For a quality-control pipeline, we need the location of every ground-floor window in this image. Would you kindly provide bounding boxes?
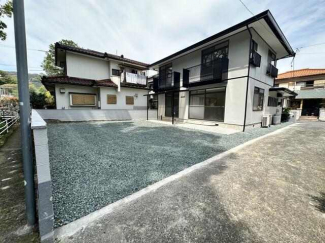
[107,94,117,104]
[253,87,264,111]
[126,96,134,105]
[189,87,226,121]
[70,93,96,107]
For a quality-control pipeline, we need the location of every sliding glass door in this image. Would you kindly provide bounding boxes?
[189,87,226,122]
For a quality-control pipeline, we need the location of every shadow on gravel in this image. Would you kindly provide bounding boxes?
[310,193,325,213]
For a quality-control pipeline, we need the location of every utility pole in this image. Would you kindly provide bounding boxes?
[13,0,36,225]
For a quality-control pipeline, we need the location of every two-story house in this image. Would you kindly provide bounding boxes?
[275,69,325,117]
[42,43,150,110]
[150,10,295,130]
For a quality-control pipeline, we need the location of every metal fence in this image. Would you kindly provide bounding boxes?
[0,115,19,135]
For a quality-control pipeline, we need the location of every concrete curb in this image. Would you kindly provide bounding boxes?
[54,123,297,240]
[31,110,54,243]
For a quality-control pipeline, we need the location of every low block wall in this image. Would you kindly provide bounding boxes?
[36,109,158,122]
[31,110,54,243]
[289,109,302,121]
[320,108,325,121]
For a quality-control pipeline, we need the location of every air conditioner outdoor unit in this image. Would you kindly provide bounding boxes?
[262,115,272,128]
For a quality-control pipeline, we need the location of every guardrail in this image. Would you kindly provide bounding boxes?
[0,115,19,135]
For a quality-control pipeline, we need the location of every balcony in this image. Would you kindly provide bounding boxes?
[121,72,147,86]
[153,72,180,92]
[267,64,278,78]
[183,58,229,87]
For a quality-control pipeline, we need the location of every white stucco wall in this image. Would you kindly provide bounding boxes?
[66,52,110,80]
[224,77,247,125]
[249,28,276,87]
[55,84,99,110]
[100,87,148,110]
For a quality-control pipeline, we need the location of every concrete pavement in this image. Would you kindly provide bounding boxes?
[61,122,325,243]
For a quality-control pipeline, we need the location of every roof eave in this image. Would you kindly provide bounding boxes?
[149,10,295,67]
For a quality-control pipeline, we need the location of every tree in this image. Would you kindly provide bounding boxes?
[0,70,17,85]
[41,39,79,76]
[0,0,13,41]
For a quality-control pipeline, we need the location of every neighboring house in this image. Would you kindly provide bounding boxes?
[42,43,150,110]
[150,10,295,130]
[275,69,325,117]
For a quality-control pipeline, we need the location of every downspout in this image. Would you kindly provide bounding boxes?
[243,25,252,132]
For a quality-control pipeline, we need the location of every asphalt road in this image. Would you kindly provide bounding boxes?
[61,121,325,243]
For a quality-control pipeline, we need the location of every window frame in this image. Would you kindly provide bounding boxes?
[252,87,265,111]
[125,96,134,105]
[268,96,278,107]
[112,69,120,76]
[69,93,97,107]
[252,40,258,52]
[107,94,117,104]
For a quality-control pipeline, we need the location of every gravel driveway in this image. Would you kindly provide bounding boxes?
[60,121,325,243]
[48,120,292,227]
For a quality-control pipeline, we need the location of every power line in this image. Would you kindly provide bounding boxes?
[0,63,42,69]
[237,0,293,53]
[239,0,254,15]
[298,42,325,49]
[0,44,47,53]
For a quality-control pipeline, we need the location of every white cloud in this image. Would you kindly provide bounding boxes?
[0,0,324,74]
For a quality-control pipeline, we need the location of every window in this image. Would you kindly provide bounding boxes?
[126,96,134,105]
[70,93,96,106]
[159,63,172,88]
[268,50,276,66]
[189,88,226,121]
[131,70,138,74]
[268,96,277,107]
[107,94,117,104]
[252,40,258,52]
[253,87,264,111]
[112,69,120,76]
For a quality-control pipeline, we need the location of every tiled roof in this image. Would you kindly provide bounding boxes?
[41,76,117,88]
[56,43,149,68]
[295,89,325,99]
[276,69,325,80]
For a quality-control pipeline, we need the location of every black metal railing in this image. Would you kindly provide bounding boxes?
[183,58,229,87]
[267,64,278,78]
[153,71,180,92]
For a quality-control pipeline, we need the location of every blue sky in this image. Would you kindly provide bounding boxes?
[0,0,325,74]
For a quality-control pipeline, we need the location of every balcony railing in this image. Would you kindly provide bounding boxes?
[153,72,180,92]
[183,58,229,87]
[121,72,147,86]
[267,64,278,78]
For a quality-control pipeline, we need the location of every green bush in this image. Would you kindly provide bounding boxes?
[281,107,291,122]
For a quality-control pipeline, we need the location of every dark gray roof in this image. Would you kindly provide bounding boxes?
[56,43,149,68]
[295,89,325,99]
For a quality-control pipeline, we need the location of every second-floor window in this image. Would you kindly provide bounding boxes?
[268,50,276,67]
[252,40,258,52]
[112,69,120,76]
[159,63,172,88]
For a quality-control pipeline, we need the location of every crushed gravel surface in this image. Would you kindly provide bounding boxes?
[48,120,292,227]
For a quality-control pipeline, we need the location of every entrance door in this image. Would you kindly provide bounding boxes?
[165,92,179,117]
